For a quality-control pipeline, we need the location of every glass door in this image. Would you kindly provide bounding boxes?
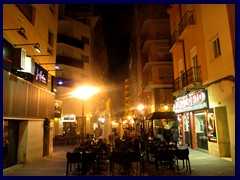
[183,113,191,146]
[194,113,208,150]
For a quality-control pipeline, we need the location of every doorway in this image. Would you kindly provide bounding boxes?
[3,120,19,169]
[214,106,231,157]
[194,112,208,150]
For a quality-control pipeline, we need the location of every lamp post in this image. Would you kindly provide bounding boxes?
[72,85,100,142]
[137,104,144,135]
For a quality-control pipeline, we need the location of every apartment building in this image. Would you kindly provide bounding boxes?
[128,4,174,136]
[3,4,58,168]
[168,4,235,161]
[54,5,109,140]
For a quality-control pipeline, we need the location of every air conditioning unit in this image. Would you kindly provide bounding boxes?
[12,48,26,70]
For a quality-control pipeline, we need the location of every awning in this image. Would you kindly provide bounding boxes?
[146,112,177,120]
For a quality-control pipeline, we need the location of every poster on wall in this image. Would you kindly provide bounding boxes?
[207,112,217,142]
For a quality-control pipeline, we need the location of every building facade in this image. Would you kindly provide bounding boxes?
[168,4,235,161]
[128,5,175,135]
[3,4,59,168]
[54,5,109,141]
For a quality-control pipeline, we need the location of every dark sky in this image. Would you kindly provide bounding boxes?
[97,5,134,83]
[97,5,134,117]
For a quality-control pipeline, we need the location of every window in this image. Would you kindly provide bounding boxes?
[15,4,35,24]
[212,37,221,59]
[159,68,174,79]
[48,30,54,47]
[47,48,53,56]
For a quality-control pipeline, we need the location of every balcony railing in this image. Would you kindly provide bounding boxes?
[142,33,170,43]
[186,66,202,84]
[170,30,182,49]
[178,11,196,35]
[173,66,202,92]
[173,77,181,92]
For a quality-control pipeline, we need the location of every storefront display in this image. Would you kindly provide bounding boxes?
[207,112,217,142]
[173,90,209,150]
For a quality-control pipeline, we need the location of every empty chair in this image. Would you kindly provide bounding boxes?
[66,152,81,176]
[175,147,191,173]
[125,151,144,176]
[109,151,125,175]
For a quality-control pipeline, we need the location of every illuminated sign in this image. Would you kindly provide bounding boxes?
[33,63,48,87]
[62,114,76,122]
[173,90,209,113]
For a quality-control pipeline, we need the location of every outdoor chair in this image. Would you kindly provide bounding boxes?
[66,152,82,176]
[175,147,191,174]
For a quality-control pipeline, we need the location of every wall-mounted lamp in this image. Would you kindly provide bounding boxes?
[14,43,42,53]
[39,62,60,70]
[3,27,28,40]
[32,54,50,57]
[48,69,64,72]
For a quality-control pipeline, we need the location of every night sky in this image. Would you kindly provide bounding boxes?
[97,4,134,117]
[97,4,134,83]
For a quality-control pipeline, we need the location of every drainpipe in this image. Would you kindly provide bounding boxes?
[179,4,188,85]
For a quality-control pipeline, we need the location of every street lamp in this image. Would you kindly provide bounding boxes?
[137,104,144,135]
[164,104,169,124]
[72,85,100,142]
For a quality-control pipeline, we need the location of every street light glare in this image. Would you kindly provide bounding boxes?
[72,85,100,100]
[137,104,144,111]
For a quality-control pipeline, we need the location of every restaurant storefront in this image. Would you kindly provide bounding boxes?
[173,90,210,151]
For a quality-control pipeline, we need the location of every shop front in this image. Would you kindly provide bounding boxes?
[145,112,178,137]
[173,90,210,151]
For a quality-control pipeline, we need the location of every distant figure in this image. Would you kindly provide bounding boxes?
[163,128,172,144]
[94,127,102,139]
[171,125,179,145]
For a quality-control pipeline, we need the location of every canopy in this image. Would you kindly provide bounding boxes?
[146,111,177,120]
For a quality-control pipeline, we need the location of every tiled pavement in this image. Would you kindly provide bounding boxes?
[3,145,236,176]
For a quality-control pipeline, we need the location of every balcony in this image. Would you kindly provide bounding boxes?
[178,11,196,39]
[56,55,84,69]
[173,66,202,96]
[143,77,173,92]
[143,61,173,72]
[169,30,182,52]
[185,66,202,87]
[141,33,170,53]
[57,34,84,50]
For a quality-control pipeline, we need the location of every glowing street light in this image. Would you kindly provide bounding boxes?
[164,104,169,124]
[72,85,100,100]
[137,104,144,111]
[137,104,145,135]
[72,85,100,142]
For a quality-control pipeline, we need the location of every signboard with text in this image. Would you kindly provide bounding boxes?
[33,63,48,88]
[173,90,209,113]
